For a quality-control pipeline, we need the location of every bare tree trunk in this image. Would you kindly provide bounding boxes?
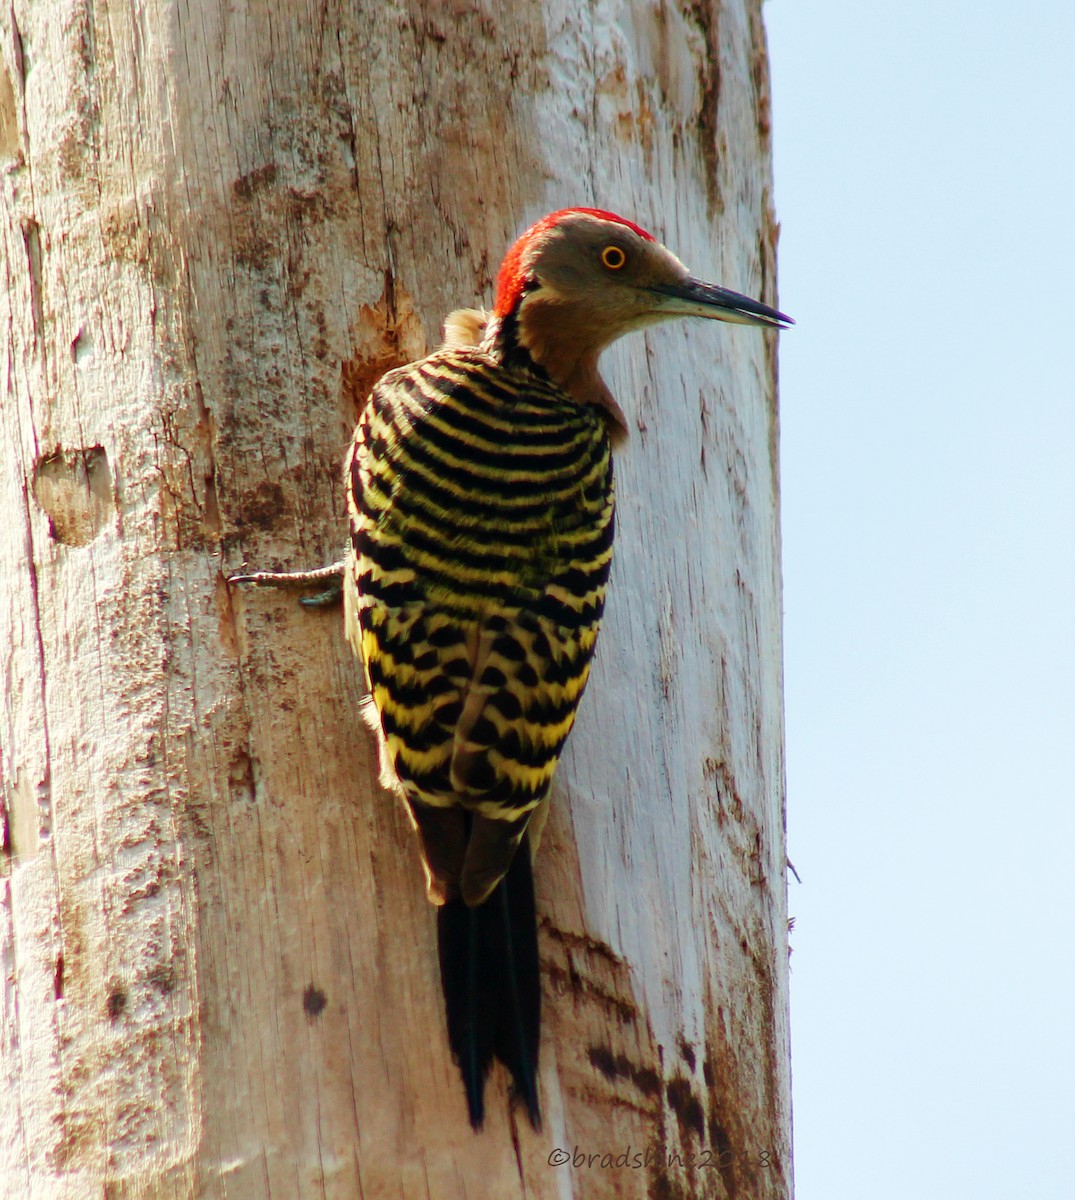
[0,2,790,1197]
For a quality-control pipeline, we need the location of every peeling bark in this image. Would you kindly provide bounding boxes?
[0,1,790,1197]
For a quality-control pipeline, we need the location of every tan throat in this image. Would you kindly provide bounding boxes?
[513,298,629,441]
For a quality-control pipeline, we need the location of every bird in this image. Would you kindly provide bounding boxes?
[232,207,791,1130]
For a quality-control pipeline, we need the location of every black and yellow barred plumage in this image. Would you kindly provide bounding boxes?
[345,347,614,897]
[344,343,614,1126]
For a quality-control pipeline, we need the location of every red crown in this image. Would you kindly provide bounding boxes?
[494,208,656,318]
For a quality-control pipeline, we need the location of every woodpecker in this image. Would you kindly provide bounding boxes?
[232,208,790,1130]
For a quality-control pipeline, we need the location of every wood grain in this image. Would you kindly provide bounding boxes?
[0,1,790,1196]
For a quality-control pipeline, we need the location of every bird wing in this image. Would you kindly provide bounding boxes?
[345,348,613,903]
[355,598,598,905]
[447,608,600,903]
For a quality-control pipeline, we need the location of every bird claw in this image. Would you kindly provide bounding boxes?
[299,582,344,608]
[228,559,346,607]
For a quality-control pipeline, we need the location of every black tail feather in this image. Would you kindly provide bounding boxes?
[437,841,541,1129]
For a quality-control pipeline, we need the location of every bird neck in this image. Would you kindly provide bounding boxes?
[484,302,628,441]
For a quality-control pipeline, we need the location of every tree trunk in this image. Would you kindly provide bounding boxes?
[0,2,790,1197]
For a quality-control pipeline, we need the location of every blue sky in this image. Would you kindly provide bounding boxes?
[766,3,1075,1197]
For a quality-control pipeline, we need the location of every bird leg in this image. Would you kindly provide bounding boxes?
[228,559,346,607]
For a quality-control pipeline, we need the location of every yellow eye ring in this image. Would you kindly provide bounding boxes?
[601,245,627,270]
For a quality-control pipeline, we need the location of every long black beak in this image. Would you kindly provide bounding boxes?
[650,278,793,330]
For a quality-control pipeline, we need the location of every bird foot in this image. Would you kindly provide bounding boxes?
[228,560,346,607]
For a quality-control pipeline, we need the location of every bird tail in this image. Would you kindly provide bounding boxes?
[436,838,541,1130]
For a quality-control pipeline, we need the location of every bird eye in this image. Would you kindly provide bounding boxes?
[601,245,627,270]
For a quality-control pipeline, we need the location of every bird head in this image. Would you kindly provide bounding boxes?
[487,207,791,433]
